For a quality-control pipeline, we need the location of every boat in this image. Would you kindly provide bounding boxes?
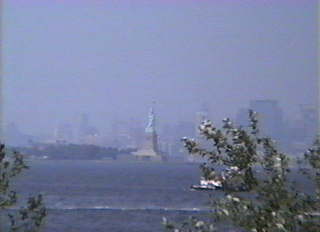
[190,178,223,191]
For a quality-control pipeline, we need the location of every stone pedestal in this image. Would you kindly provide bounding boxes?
[134,131,163,161]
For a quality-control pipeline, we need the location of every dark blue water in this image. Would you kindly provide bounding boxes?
[12,160,213,232]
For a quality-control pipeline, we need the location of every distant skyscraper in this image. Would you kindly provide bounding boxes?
[54,123,74,144]
[249,100,284,141]
[195,111,208,138]
[299,105,317,142]
[195,103,210,137]
[79,113,89,136]
[235,108,250,127]
[77,114,100,144]
[109,118,141,149]
[189,105,210,163]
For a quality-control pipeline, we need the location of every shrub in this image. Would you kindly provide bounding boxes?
[0,144,46,232]
[164,110,320,232]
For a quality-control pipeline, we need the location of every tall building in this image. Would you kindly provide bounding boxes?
[195,111,207,137]
[235,108,250,127]
[110,118,142,149]
[160,121,195,159]
[249,100,284,141]
[77,114,100,145]
[195,104,210,138]
[189,105,210,163]
[54,123,74,144]
[79,113,89,138]
[299,105,317,143]
[194,103,212,145]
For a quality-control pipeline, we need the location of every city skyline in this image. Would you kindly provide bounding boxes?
[2,0,317,136]
[4,98,318,153]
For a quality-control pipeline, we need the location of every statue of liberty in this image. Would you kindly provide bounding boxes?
[133,102,162,160]
[145,107,155,133]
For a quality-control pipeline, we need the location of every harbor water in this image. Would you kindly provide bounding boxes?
[12,160,213,232]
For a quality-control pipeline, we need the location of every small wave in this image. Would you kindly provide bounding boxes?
[48,206,212,213]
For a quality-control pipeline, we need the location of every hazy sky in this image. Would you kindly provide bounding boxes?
[3,0,317,135]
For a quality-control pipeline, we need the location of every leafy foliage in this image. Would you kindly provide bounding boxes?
[164,111,320,232]
[0,144,46,232]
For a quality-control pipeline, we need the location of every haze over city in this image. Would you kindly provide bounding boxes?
[3,0,317,137]
[1,1,319,232]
